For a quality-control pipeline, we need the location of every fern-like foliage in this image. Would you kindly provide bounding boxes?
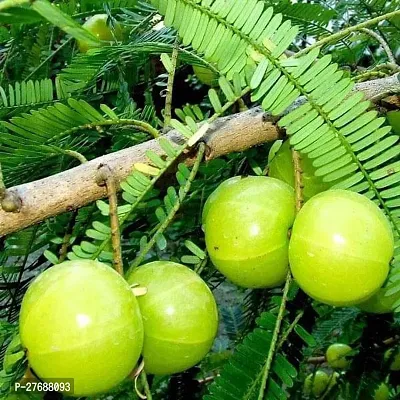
[59,27,207,90]
[0,99,155,185]
[0,78,68,118]
[65,136,188,263]
[204,310,297,400]
[152,0,400,310]
[266,0,336,37]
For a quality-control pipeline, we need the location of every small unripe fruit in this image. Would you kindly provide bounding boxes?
[19,260,144,397]
[204,176,295,288]
[127,261,218,375]
[326,343,352,369]
[374,383,390,400]
[289,190,393,306]
[384,348,400,371]
[269,141,330,200]
[193,65,219,87]
[358,286,400,314]
[303,371,329,397]
[78,14,123,53]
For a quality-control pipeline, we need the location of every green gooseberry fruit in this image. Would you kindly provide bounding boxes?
[384,348,400,371]
[127,261,218,375]
[269,140,330,200]
[78,14,123,53]
[202,176,242,227]
[358,286,400,314]
[374,383,390,400]
[289,189,393,306]
[303,371,329,397]
[204,176,295,288]
[193,65,219,87]
[19,260,144,397]
[326,343,352,369]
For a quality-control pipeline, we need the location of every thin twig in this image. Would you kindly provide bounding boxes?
[164,39,180,130]
[292,150,304,211]
[295,10,400,57]
[97,166,123,275]
[257,148,304,400]
[126,143,206,275]
[24,37,74,82]
[360,28,397,65]
[58,149,88,164]
[277,311,304,351]
[58,210,78,263]
[139,370,153,400]
[307,356,326,364]
[257,272,292,400]
[0,163,5,201]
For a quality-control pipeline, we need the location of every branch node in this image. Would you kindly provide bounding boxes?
[1,191,22,213]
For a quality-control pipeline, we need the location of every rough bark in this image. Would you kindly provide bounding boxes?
[0,73,399,237]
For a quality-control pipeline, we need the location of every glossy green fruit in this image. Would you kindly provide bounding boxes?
[78,14,123,53]
[193,65,219,86]
[269,141,330,200]
[303,371,329,397]
[202,176,242,226]
[326,343,352,369]
[127,261,218,375]
[204,176,295,288]
[384,348,400,370]
[19,260,144,397]
[358,286,400,314]
[289,190,393,306]
[374,383,390,400]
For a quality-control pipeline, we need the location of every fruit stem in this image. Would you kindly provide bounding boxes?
[140,370,153,400]
[164,39,180,130]
[58,210,78,263]
[97,165,124,275]
[257,148,304,399]
[292,149,304,212]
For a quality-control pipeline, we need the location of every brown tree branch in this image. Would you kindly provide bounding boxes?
[0,74,399,237]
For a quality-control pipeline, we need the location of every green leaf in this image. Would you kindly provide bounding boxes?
[184,240,206,259]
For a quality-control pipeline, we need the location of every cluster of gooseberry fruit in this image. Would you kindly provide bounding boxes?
[303,343,396,399]
[19,260,218,397]
[203,171,395,308]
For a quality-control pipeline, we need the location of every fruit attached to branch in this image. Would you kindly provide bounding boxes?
[289,190,393,306]
[78,14,123,53]
[127,261,218,375]
[19,260,144,397]
[204,176,295,288]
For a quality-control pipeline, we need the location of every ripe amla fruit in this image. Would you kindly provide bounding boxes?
[358,285,400,314]
[203,176,295,288]
[78,14,123,53]
[19,260,144,397]
[127,261,218,375]
[326,343,352,369]
[289,190,393,306]
[303,371,330,397]
[269,140,330,200]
